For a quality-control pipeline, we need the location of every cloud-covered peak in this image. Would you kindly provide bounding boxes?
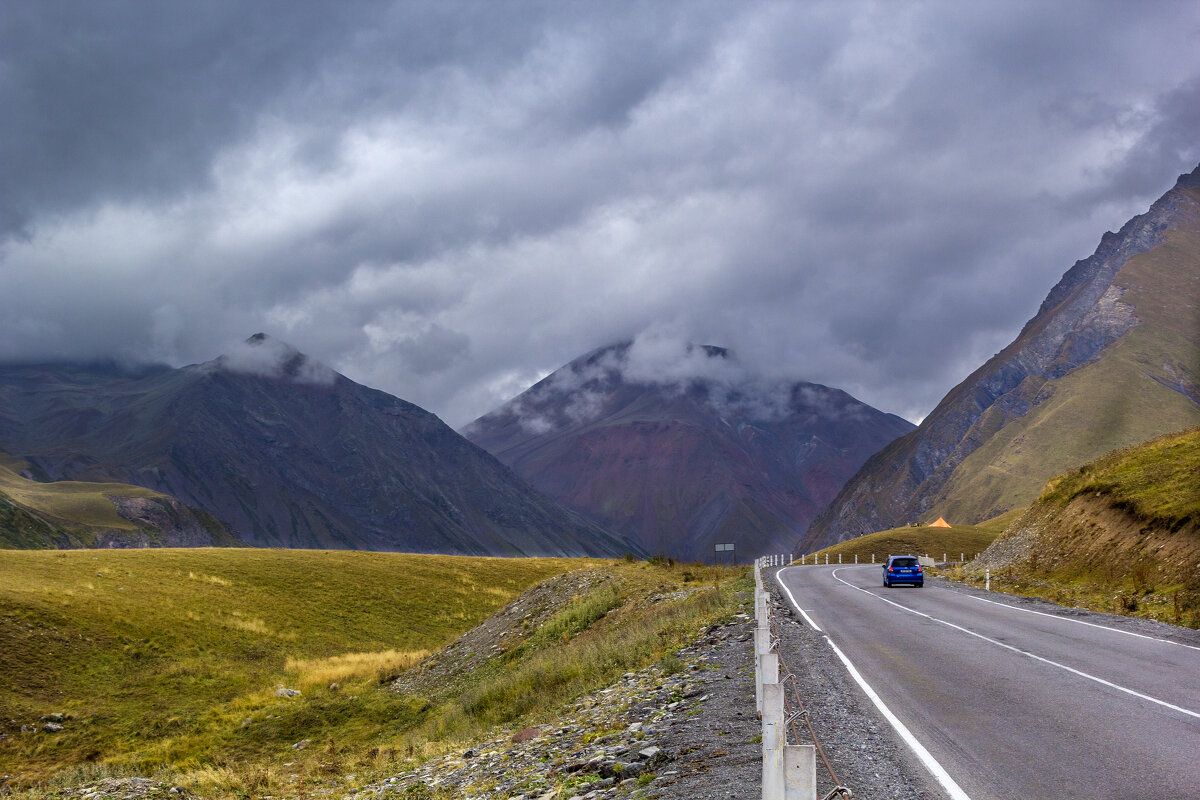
[212,333,336,385]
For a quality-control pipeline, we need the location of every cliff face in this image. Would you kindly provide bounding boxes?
[464,343,913,562]
[803,165,1200,550]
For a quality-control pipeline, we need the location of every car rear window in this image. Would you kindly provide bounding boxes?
[892,557,918,568]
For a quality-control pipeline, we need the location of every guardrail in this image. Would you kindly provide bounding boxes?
[786,553,977,566]
[754,558,852,799]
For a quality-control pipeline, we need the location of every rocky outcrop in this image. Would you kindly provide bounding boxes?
[107,495,239,547]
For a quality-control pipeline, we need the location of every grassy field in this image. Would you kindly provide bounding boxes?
[799,522,1005,566]
[1036,425,1199,527]
[0,549,746,796]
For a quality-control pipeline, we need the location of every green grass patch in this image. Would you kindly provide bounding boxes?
[414,562,746,745]
[950,426,1200,627]
[0,456,163,531]
[1038,426,1200,528]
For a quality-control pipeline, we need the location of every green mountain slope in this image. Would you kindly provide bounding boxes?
[933,224,1200,521]
[0,452,238,548]
[804,164,1200,548]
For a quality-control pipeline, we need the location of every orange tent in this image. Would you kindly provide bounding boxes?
[929,517,951,528]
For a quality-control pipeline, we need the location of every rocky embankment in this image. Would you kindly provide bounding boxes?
[365,614,760,800]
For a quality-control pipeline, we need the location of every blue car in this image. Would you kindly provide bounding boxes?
[883,555,924,587]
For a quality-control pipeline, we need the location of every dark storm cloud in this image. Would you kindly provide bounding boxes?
[1,1,1198,426]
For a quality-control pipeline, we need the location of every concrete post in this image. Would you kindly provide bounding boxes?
[824,554,828,565]
[838,554,842,564]
[762,682,784,798]
[784,745,817,799]
[756,651,778,715]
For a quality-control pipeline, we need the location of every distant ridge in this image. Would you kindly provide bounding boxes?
[804,163,1200,550]
[464,341,913,562]
[0,335,637,556]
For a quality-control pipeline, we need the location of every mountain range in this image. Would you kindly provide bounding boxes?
[0,334,635,557]
[803,163,1200,550]
[463,343,914,562]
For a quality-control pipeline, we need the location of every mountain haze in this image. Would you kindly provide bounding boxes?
[464,342,914,561]
[804,164,1200,550]
[0,335,634,557]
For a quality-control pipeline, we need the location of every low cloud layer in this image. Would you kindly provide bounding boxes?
[495,329,877,434]
[2,2,1198,426]
[214,334,337,386]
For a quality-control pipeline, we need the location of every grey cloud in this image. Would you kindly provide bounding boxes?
[215,334,336,385]
[0,1,1197,430]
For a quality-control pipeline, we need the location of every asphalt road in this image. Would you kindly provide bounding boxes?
[775,565,1200,800]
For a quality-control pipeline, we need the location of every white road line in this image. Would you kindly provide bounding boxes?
[774,567,822,631]
[823,636,973,800]
[830,569,1200,721]
[775,567,972,800]
[964,592,1200,652]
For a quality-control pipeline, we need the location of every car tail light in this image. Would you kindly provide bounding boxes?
[887,566,894,572]
[916,565,923,573]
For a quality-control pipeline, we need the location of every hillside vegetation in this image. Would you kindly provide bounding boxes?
[955,427,1200,626]
[801,521,1006,565]
[0,549,744,797]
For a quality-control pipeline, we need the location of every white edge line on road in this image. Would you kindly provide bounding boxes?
[774,567,822,631]
[830,568,1200,721]
[775,568,973,800]
[964,592,1200,652]
[824,636,973,800]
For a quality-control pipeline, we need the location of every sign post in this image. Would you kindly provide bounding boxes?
[715,542,736,565]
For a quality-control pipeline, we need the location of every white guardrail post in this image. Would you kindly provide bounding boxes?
[754,558,817,800]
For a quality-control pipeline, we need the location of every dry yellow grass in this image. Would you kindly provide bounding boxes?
[285,649,431,688]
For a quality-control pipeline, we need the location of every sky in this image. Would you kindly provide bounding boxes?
[2,1,1198,427]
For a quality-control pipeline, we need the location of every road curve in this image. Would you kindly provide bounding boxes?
[775,564,1200,800]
